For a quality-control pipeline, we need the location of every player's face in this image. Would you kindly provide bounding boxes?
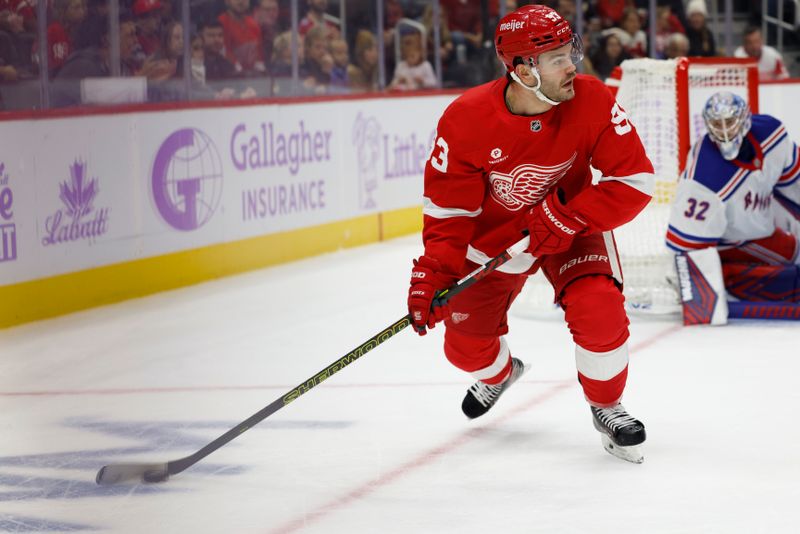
[202,27,225,53]
[743,31,762,58]
[535,43,579,102]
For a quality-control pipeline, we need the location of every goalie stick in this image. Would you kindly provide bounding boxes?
[95,233,532,485]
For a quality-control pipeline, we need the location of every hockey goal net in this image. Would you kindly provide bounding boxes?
[513,57,759,319]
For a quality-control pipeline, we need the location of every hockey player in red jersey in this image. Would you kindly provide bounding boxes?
[407,4,655,463]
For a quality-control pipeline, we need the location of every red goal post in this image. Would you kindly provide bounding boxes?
[513,57,760,319]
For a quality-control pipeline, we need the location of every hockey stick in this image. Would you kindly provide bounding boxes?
[95,233,531,485]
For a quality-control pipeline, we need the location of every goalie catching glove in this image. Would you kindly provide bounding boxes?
[525,189,588,256]
[408,256,456,336]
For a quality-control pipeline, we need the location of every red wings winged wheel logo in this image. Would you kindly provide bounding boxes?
[488,152,577,211]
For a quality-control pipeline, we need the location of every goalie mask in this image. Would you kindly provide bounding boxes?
[495,4,583,106]
[702,92,752,160]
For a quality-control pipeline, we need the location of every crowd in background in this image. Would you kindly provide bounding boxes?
[0,0,797,109]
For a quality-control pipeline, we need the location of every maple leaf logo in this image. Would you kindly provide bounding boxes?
[59,160,98,218]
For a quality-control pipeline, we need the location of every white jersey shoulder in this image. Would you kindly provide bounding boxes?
[667,115,793,251]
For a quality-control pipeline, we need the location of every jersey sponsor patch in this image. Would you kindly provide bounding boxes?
[489,147,508,165]
[488,153,577,211]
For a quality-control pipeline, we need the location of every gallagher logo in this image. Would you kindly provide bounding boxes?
[151,128,223,231]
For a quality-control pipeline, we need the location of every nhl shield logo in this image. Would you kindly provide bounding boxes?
[530,120,542,132]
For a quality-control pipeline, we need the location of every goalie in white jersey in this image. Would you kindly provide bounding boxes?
[666,91,800,302]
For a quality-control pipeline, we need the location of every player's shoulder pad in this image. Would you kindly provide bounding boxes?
[575,73,613,95]
[687,136,739,194]
[564,75,615,122]
[749,114,787,148]
[436,80,498,147]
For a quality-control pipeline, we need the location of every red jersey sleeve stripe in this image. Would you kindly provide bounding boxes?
[422,197,483,219]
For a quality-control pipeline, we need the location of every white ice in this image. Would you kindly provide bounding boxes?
[1,234,798,533]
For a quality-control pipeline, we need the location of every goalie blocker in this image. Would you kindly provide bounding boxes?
[674,248,800,324]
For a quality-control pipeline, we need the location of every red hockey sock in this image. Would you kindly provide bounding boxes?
[444,329,512,385]
[561,275,630,406]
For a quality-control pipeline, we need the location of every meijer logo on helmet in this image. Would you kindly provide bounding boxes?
[499,20,525,32]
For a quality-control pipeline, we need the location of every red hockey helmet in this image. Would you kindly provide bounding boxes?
[495,5,576,73]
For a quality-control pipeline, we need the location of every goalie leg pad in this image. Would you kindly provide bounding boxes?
[722,262,800,302]
[718,228,799,265]
[675,248,728,325]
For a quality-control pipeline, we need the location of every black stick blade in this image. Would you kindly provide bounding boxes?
[96,462,170,485]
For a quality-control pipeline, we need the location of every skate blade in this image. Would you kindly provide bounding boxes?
[600,434,644,464]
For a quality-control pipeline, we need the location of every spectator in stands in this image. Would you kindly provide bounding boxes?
[189,32,206,85]
[348,29,378,92]
[158,0,175,26]
[388,30,437,91]
[298,0,340,39]
[45,0,87,75]
[0,0,35,33]
[664,31,689,59]
[302,26,331,93]
[382,0,404,77]
[133,0,163,57]
[614,7,647,58]
[269,30,305,78]
[253,0,280,71]
[87,0,109,17]
[218,0,266,75]
[195,24,256,100]
[52,14,138,106]
[144,20,183,100]
[734,26,789,81]
[653,5,684,59]
[0,0,34,74]
[0,30,18,82]
[328,37,350,90]
[590,32,629,81]
[685,0,716,57]
[555,0,577,26]
[421,3,453,67]
[595,0,627,28]
[578,32,599,78]
[440,0,483,64]
[200,18,237,80]
[148,20,183,81]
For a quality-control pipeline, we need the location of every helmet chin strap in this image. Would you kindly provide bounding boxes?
[510,66,561,107]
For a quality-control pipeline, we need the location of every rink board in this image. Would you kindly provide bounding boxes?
[2,81,799,328]
[0,206,420,326]
[0,94,455,327]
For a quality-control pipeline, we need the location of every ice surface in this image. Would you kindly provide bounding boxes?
[1,235,798,533]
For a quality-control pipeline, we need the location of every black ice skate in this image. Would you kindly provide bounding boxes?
[591,404,646,464]
[462,357,529,419]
